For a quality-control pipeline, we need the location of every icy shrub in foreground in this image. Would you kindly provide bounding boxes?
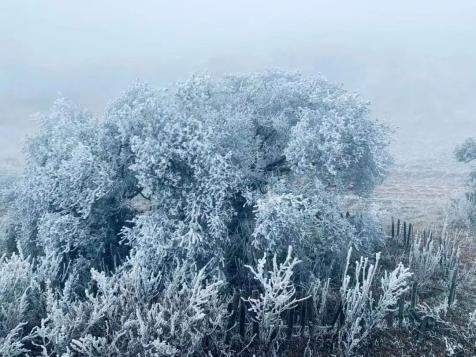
[245,246,305,344]
[338,248,411,355]
[34,254,228,356]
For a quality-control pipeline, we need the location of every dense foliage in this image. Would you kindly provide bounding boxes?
[0,70,436,356]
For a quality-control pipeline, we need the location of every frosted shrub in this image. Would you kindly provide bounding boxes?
[34,254,228,356]
[252,186,355,262]
[245,246,306,344]
[409,235,442,289]
[309,276,331,326]
[338,248,411,356]
[455,137,476,229]
[455,138,476,163]
[0,253,38,356]
[350,204,386,255]
[469,310,476,336]
[2,98,136,291]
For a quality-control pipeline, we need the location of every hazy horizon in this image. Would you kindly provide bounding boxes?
[2,0,476,163]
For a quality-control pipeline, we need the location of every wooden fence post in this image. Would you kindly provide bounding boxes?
[403,221,407,247]
[300,294,307,336]
[307,297,315,337]
[398,295,405,327]
[391,217,395,238]
[410,282,418,308]
[448,267,458,307]
[287,306,294,339]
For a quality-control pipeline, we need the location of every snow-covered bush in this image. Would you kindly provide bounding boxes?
[245,246,305,345]
[350,205,386,255]
[338,248,411,356]
[35,254,229,356]
[409,235,442,290]
[455,137,476,229]
[0,252,39,356]
[469,309,476,336]
[308,277,331,326]
[455,138,476,163]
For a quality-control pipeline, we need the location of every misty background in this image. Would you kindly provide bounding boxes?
[1,0,476,168]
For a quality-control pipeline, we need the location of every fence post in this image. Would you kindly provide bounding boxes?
[398,295,404,327]
[300,294,307,336]
[251,290,260,340]
[391,217,395,238]
[403,221,407,247]
[410,282,418,308]
[386,310,394,328]
[448,266,458,307]
[287,306,294,339]
[307,297,315,337]
[397,219,401,237]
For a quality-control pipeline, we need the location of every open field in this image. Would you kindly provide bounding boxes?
[348,151,474,227]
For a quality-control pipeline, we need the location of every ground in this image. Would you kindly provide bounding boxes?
[348,150,474,228]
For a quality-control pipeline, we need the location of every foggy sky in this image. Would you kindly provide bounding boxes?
[1,0,476,163]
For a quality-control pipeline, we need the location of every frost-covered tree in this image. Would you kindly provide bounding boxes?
[0,70,393,355]
[3,71,390,278]
[121,71,390,282]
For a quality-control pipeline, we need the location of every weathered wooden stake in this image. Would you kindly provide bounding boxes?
[403,221,407,247]
[410,282,418,308]
[307,297,315,337]
[300,296,307,336]
[386,310,394,328]
[448,267,458,307]
[287,306,295,339]
[398,296,404,327]
[391,217,395,238]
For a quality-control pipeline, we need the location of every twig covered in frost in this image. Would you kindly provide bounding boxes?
[245,246,308,344]
[338,247,411,356]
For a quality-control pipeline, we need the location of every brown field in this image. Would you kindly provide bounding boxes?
[348,153,474,228]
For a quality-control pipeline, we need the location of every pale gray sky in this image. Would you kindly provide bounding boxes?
[1,0,476,162]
